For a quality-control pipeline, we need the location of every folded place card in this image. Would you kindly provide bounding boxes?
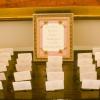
[18,53,32,61]
[79,64,96,73]
[0,48,13,55]
[48,56,62,64]
[13,81,32,91]
[0,81,3,90]
[0,73,6,81]
[77,58,93,67]
[80,71,97,81]
[97,60,100,67]
[78,53,92,59]
[0,57,9,66]
[81,79,100,90]
[0,63,7,72]
[93,47,100,55]
[14,71,31,82]
[46,80,64,91]
[94,52,100,61]
[46,62,62,68]
[15,64,32,72]
[47,72,64,81]
[0,52,11,60]
[46,67,63,72]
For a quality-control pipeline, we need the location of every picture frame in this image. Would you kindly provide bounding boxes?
[33,13,73,61]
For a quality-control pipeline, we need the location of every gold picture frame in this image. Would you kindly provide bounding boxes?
[33,13,73,61]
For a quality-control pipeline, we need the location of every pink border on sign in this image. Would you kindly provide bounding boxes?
[36,16,71,59]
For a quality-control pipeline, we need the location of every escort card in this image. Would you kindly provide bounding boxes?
[81,80,100,90]
[0,73,6,81]
[0,81,3,90]
[47,72,64,81]
[77,58,93,67]
[80,71,97,81]
[14,71,31,82]
[79,64,96,73]
[48,56,62,64]
[13,81,32,91]
[78,53,92,59]
[93,47,100,55]
[46,80,64,91]
[0,48,13,55]
[0,52,11,60]
[94,52,100,61]
[15,64,32,72]
[18,53,32,61]
[46,67,63,72]
[0,63,7,72]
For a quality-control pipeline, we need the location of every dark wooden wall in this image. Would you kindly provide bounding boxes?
[0,0,100,8]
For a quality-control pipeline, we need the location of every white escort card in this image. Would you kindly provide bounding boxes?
[79,64,96,73]
[47,72,64,81]
[80,71,97,81]
[15,64,32,72]
[93,47,100,55]
[0,63,7,72]
[94,52,100,61]
[18,53,32,60]
[77,58,93,67]
[0,57,9,66]
[81,80,100,90]
[13,81,32,91]
[0,73,6,80]
[0,52,11,60]
[0,48,13,55]
[78,53,92,59]
[46,80,64,91]
[46,66,63,72]
[0,81,3,90]
[48,56,62,64]
[14,71,31,82]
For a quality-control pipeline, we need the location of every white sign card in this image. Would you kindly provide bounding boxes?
[13,81,32,91]
[46,80,64,91]
[47,72,64,81]
[0,48,13,55]
[14,71,31,82]
[42,23,64,51]
[82,80,100,90]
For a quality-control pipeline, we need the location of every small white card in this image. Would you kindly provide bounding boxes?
[93,47,100,55]
[13,81,32,91]
[0,57,9,66]
[15,64,32,72]
[46,80,64,91]
[0,63,7,72]
[94,52,100,61]
[14,71,31,82]
[0,48,13,55]
[82,80,100,90]
[18,53,32,61]
[46,62,62,68]
[0,73,6,80]
[78,53,92,59]
[77,58,93,67]
[0,81,3,90]
[79,64,96,73]
[47,72,64,81]
[46,67,63,72]
[80,71,97,81]
[48,56,62,64]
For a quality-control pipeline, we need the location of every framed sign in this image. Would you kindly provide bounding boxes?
[33,13,73,61]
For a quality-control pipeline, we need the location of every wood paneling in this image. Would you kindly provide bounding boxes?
[0,0,100,8]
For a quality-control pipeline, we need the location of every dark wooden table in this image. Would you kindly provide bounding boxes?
[0,51,99,100]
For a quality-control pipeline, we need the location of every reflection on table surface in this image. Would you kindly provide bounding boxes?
[0,51,100,100]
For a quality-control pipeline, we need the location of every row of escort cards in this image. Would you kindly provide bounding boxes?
[77,48,100,90]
